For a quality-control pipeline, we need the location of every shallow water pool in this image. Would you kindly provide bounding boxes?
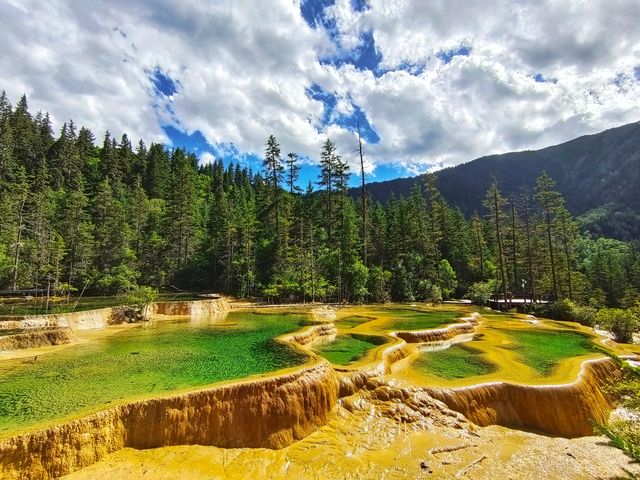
[411,344,498,379]
[497,328,596,375]
[312,334,386,365]
[0,312,308,436]
[371,308,461,332]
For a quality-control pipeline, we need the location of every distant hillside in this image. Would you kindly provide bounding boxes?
[362,122,640,240]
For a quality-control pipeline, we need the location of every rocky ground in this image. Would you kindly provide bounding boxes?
[64,381,639,480]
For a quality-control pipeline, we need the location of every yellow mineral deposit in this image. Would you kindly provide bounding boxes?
[63,379,639,480]
[0,360,339,479]
[0,327,74,351]
[152,297,230,316]
[426,358,620,437]
[0,301,635,479]
[281,322,338,346]
[394,322,476,343]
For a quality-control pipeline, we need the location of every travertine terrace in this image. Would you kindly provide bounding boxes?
[0,300,634,479]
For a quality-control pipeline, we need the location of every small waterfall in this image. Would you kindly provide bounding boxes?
[426,357,621,437]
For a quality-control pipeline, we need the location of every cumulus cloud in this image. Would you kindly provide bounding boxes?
[1,0,639,178]
[199,151,215,165]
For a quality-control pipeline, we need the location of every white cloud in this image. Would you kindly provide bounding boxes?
[1,0,639,177]
[199,151,215,165]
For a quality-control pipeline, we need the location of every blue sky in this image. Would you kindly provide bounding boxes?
[152,1,408,186]
[2,0,639,188]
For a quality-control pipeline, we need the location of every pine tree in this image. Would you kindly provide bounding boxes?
[484,179,509,304]
[534,171,563,300]
[285,152,300,194]
[145,143,171,199]
[29,159,56,292]
[10,95,37,172]
[117,133,134,185]
[8,166,30,290]
[166,149,199,269]
[0,121,16,190]
[130,176,150,259]
[318,138,338,243]
[263,135,284,231]
[58,176,94,290]
[556,206,578,300]
[521,191,537,302]
[100,132,119,185]
[49,122,82,189]
[471,213,485,279]
[509,197,520,293]
[0,91,12,126]
[93,178,134,292]
[424,174,444,269]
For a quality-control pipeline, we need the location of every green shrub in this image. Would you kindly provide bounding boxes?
[547,298,578,321]
[596,308,640,343]
[437,259,457,300]
[594,421,640,462]
[596,367,640,462]
[515,300,595,326]
[417,281,442,302]
[124,285,159,320]
[466,280,498,306]
[346,260,369,303]
[94,265,139,294]
[367,266,391,303]
[572,305,597,326]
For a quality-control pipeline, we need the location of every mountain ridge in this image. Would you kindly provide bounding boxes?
[361,121,640,240]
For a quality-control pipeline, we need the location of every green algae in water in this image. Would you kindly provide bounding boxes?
[379,309,460,332]
[412,344,498,379]
[335,316,376,329]
[0,312,308,436]
[499,329,596,376]
[313,335,384,365]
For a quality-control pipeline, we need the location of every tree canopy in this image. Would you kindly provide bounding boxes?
[0,92,638,307]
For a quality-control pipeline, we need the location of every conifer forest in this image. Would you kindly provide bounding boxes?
[1,92,639,310]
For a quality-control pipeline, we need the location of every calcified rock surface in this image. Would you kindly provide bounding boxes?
[310,305,337,321]
[426,357,620,437]
[337,341,412,397]
[394,320,476,343]
[283,323,338,346]
[0,298,231,333]
[0,307,119,331]
[0,327,73,350]
[152,298,230,317]
[0,303,631,479]
[0,361,338,480]
[64,379,640,480]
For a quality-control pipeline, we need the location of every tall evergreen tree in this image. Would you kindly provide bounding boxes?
[285,152,300,194]
[318,138,338,243]
[145,143,171,199]
[263,135,284,231]
[534,171,563,300]
[166,149,199,269]
[484,179,509,304]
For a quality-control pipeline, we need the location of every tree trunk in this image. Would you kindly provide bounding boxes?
[510,200,518,295]
[544,204,558,300]
[11,198,26,291]
[492,186,509,306]
[474,219,484,279]
[523,195,536,303]
[564,239,573,301]
[358,124,367,266]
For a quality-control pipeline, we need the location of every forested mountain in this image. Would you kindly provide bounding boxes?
[363,122,640,240]
[1,91,639,309]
